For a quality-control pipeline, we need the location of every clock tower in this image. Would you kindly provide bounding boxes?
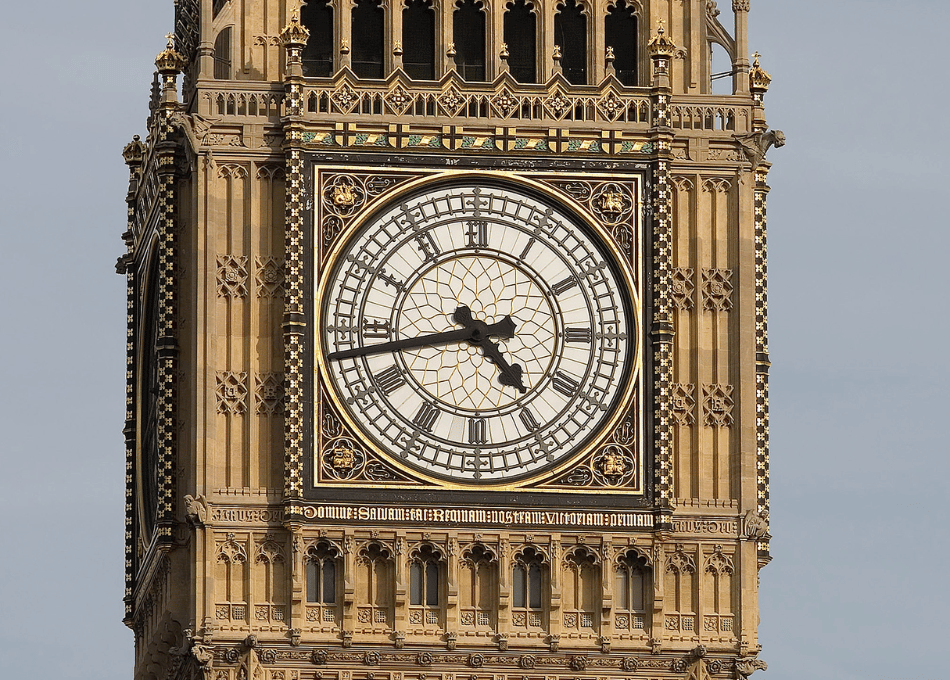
[119,1,781,679]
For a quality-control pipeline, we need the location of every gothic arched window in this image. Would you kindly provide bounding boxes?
[504,0,537,84]
[213,27,232,79]
[555,0,587,84]
[615,549,650,632]
[512,547,546,628]
[352,0,385,79]
[665,548,697,633]
[409,544,443,627]
[605,0,638,86]
[403,0,436,80]
[357,543,394,629]
[453,0,486,81]
[563,547,598,629]
[301,0,334,77]
[460,544,496,628]
[306,541,339,605]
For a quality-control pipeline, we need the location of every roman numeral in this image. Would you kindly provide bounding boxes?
[361,318,391,339]
[552,371,581,397]
[412,402,439,432]
[519,238,536,260]
[376,268,404,291]
[564,327,592,343]
[465,220,488,248]
[374,365,406,395]
[414,231,440,261]
[519,407,539,432]
[551,276,578,295]
[469,417,488,444]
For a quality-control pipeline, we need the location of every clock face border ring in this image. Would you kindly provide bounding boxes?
[313,171,641,488]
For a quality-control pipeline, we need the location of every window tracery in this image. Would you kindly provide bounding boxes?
[605,0,637,86]
[460,544,496,629]
[356,542,394,630]
[615,548,650,632]
[409,543,443,627]
[504,0,537,83]
[403,0,436,80]
[453,0,487,81]
[352,0,385,78]
[512,546,546,629]
[562,546,598,630]
[302,0,334,77]
[555,0,587,85]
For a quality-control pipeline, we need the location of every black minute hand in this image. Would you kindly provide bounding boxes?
[327,310,516,361]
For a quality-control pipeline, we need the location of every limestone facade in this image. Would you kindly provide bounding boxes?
[119,1,780,679]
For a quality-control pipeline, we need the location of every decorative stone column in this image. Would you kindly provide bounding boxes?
[648,22,676,521]
[732,0,751,93]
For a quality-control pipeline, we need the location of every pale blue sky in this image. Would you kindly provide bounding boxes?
[1,1,947,678]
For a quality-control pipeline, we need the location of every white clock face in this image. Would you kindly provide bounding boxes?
[317,182,637,483]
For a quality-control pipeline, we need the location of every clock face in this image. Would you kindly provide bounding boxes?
[317,181,637,484]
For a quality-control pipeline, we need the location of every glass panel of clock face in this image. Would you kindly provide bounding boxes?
[319,183,636,483]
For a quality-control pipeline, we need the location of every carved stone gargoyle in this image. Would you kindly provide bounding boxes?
[736,658,768,677]
[743,509,770,540]
[735,129,786,169]
[184,494,208,525]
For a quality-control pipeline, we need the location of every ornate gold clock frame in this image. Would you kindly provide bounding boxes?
[310,167,644,498]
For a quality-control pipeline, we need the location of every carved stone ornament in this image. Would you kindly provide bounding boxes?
[702,384,735,427]
[184,494,208,524]
[671,383,696,426]
[735,129,785,168]
[590,182,634,225]
[702,268,733,311]
[705,547,734,575]
[743,509,770,540]
[215,371,249,415]
[217,533,248,563]
[592,445,636,487]
[255,256,285,297]
[736,659,768,677]
[672,267,695,310]
[216,255,249,298]
[255,373,284,415]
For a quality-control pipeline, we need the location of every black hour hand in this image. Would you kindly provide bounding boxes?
[480,341,527,393]
[453,306,526,393]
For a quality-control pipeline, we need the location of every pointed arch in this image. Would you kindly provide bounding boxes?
[562,546,598,629]
[460,543,496,629]
[403,0,436,80]
[555,0,587,85]
[213,27,232,79]
[352,0,385,78]
[614,548,651,632]
[605,0,638,86]
[454,0,487,81]
[356,542,394,629]
[512,546,546,628]
[504,0,537,84]
[301,0,334,77]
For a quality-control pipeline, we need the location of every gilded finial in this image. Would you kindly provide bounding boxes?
[606,46,615,61]
[500,43,509,59]
[340,38,350,55]
[749,52,772,92]
[446,42,457,58]
[648,20,677,58]
[552,44,562,61]
[279,9,310,47]
[155,34,185,74]
[393,41,403,56]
